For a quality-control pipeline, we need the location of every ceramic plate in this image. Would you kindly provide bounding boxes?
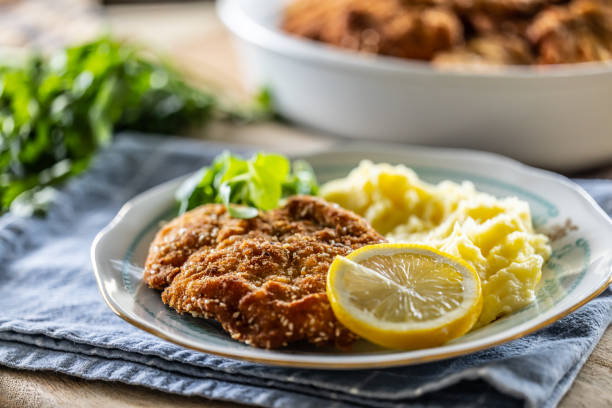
[91,146,612,369]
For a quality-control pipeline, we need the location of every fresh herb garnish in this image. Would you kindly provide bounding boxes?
[176,152,318,218]
[0,37,271,216]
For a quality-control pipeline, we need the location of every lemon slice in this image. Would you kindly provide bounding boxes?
[327,243,483,349]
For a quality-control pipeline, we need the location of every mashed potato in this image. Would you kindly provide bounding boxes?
[321,161,551,327]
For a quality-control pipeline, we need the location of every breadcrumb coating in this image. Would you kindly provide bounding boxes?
[144,196,385,349]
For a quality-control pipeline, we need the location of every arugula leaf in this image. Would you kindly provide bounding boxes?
[177,152,318,218]
[286,160,319,196]
[175,167,210,215]
[219,181,259,219]
[247,153,290,210]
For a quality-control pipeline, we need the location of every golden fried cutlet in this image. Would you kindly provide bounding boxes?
[143,196,385,349]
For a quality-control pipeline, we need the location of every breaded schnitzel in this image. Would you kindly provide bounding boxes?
[143,196,384,349]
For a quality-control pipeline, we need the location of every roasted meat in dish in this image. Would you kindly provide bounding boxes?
[528,0,612,64]
[283,0,464,60]
[448,0,562,16]
[143,196,385,349]
[283,0,612,65]
[433,34,534,66]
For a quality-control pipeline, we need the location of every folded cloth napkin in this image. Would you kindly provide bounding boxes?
[0,133,610,408]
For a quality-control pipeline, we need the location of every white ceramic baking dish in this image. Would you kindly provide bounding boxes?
[218,0,612,171]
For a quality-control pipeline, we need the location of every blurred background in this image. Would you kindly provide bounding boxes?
[0,0,338,217]
[2,0,612,194]
[0,0,246,105]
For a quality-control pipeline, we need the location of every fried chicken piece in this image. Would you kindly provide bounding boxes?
[283,0,463,60]
[433,33,534,66]
[464,10,532,36]
[405,0,562,17]
[429,3,536,67]
[527,0,612,63]
[451,0,562,16]
[144,196,385,349]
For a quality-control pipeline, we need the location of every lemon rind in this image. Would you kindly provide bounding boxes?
[327,243,483,349]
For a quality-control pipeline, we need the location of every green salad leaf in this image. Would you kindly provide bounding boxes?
[176,152,318,218]
[0,36,272,216]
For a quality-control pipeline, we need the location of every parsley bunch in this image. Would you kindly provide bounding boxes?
[0,37,269,216]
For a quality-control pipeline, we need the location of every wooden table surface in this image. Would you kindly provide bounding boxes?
[1,2,610,407]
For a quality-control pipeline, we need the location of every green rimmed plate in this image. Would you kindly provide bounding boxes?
[91,145,612,369]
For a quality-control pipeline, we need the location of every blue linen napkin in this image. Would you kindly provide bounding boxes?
[0,133,610,408]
